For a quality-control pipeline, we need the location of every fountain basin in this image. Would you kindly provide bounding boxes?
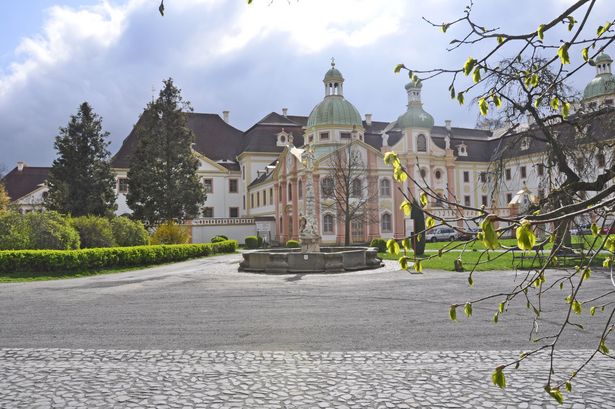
[239,247,383,274]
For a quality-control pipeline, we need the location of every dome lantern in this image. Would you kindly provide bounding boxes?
[396,79,435,129]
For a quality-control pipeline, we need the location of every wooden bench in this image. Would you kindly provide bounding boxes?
[557,242,586,265]
[512,244,546,269]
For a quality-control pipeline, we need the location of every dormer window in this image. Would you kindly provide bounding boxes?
[520,137,530,151]
[276,130,289,147]
[456,143,468,157]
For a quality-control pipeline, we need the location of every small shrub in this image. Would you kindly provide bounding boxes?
[286,240,300,248]
[214,235,228,241]
[0,211,31,250]
[26,211,80,250]
[151,221,190,245]
[72,216,115,248]
[211,235,228,243]
[245,236,259,249]
[370,238,387,253]
[111,217,149,247]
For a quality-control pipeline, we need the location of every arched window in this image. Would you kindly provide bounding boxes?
[379,179,391,197]
[351,179,362,197]
[279,185,282,201]
[288,182,292,201]
[321,177,334,197]
[323,214,335,234]
[381,213,392,233]
[298,179,303,199]
[417,134,427,152]
[288,216,293,235]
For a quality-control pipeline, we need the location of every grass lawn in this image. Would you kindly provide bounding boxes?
[379,235,608,272]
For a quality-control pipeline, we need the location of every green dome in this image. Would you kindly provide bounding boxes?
[307,96,363,128]
[397,106,434,129]
[324,67,344,82]
[595,53,613,64]
[583,73,615,99]
[405,79,422,91]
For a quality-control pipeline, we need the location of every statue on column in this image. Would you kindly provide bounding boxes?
[290,144,321,252]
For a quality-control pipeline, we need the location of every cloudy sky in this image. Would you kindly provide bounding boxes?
[1,0,614,170]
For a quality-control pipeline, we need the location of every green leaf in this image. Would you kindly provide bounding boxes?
[550,97,560,111]
[393,166,408,182]
[493,312,499,323]
[567,16,576,31]
[599,339,610,354]
[468,273,474,287]
[591,223,599,236]
[414,259,423,273]
[548,388,564,405]
[420,192,429,208]
[450,86,456,99]
[464,302,473,318]
[480,217,499,250]
[402,237,411,251]
[449,305,457,321]
[597,22,612,37]
[491,367,506,389]
[562,102,571,119]
[426,217,436,229]
[383,151,398,166]
[498,302,505,314]
[457,91,465,105]
[399,256,410,270]
[516,220,536,251]
[572,300,582,315]
[537,24,545,40]
[497,36,505,44]
[582,268,592,281]
[603,257,612,268]
[472,67,481,83]
[590,306,596,316]
[582,47,589,62]
[387,239,400,256]
[441,23,450,33]
[558,43,571,64]
[493,94,502,107]
[479,98,489,116]
[400,200,412,217]
[394,63,405,74]
[565,381,572,392]
[463,57,477,76]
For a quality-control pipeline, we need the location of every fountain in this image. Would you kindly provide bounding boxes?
[239,144,383,274]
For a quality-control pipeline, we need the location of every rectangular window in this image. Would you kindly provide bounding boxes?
[257,191,260,207]
[118,178,129,193]
[243,195,245,210]
[340,132,351,139]
[464,195,471,207]
[505,168,511,181]
[203,179,213,194]
[479,172,487,183]
[520,166,527,179]
[506,193,513,204]
[229,178,238,193]
[537,164,544,176]
[463,171,470,183]
[481,195,488,207]
[242,166,245,180]
[229,207,239,218]
[203,207,214,218]
[250,193,254,209]
[320,132,329,140]
[269,188,273,205]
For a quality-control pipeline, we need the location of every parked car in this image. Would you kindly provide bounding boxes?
[601,225,615,235]
[459,227,481,241]
[570,224,592,236]
[425,227,459,242]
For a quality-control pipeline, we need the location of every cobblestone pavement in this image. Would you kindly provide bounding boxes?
[1,348,613,408]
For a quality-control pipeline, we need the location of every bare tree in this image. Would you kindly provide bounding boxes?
[321,142,379,246]
[387,0,615,403]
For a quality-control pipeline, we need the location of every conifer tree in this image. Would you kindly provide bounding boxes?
[46,102,116,216]
[127,78,204,226]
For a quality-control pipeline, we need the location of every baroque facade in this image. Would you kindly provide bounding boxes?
[4,54,615,244]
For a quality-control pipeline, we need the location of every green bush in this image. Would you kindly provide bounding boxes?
[245,236,260,249]
[27,212,80,250]
[72,216,115,248]
[213,235,228,241]
[286,240,300,248]
[370,238,387,253]
[0,241,238,275]
[211,235,228,243]
[151,221,190,245]
[111,217,149,247]
[0,212,31,250]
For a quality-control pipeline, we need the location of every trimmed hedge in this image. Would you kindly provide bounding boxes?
[370,238,387,253]
[245,236,260,249]
[0,240,237,275]
[72,216,115,248]
[286,240,300,248]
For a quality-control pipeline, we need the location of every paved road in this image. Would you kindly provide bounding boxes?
[0,254,611,351]
[1,254,614,408]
